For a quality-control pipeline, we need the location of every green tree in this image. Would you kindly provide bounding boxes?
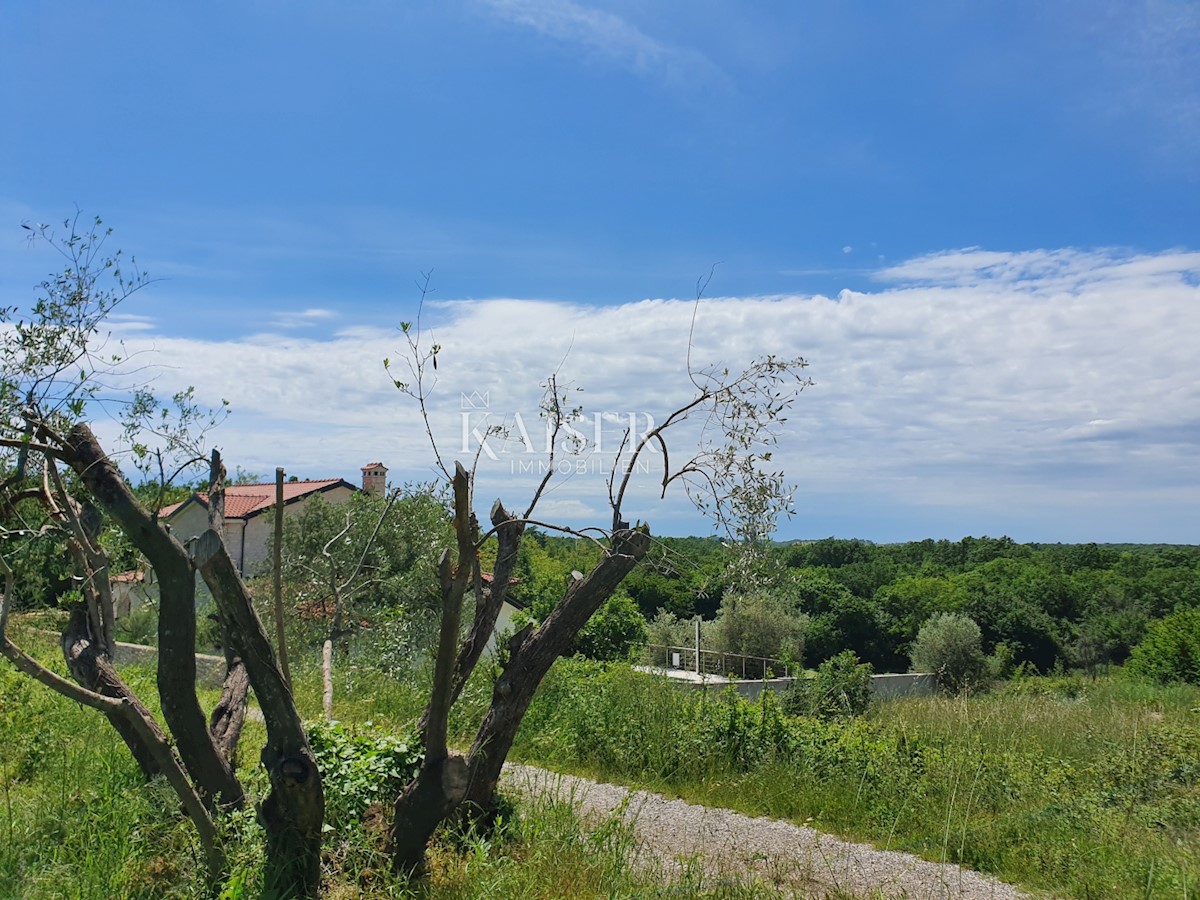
[276,488,449,622]
[711,590,807,664]
[874,574,965,661]
[910,612,987,693]
[573,590,648,661]
[953,558,1072,671]
[792,568,889,667]
[1126,606,1200,685]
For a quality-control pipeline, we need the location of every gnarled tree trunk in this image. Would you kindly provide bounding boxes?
[461,527,651,810]
[388,491,650,872]
[62,423,244,809]
[195,451,323,899]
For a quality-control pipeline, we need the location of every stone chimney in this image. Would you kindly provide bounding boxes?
[361,462,388,497]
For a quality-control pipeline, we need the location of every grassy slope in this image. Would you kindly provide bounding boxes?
[0,628,801,898]
[4,622,1197,899]
[499,659,1200,900]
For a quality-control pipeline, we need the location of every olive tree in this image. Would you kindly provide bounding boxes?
[910,612,987,693]
[382,287,813,873]
[0,216,323,896]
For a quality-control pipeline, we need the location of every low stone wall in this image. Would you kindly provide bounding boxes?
[868,672,937,699]
[112,640,227,689]
[644,667,937,701]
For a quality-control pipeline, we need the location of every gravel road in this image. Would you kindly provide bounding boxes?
[502,764,1035,899]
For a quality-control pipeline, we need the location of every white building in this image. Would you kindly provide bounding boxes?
[161,469,376,576]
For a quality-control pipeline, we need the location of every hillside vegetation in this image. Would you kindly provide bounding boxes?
[3,621,1198,898]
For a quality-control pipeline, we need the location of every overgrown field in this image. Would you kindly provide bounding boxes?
[3,622,1199,898]
[0,627,793,899]
[501,660,1200,900]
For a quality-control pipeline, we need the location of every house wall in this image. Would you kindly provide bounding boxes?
[486,600,525,654]
[166,484,355,576]
[112,576,159,618]
[167,503,212,554]
[239,485,354,576]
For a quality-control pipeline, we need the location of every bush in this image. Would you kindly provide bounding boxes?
[573,592,649,661]
[784,650,873,719]
[910,612,987,693]
[306,720,423,830]
[113,602,158,646]
[712,591,807,663]
[1126,606,1200,685]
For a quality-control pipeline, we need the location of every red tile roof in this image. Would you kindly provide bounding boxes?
[161,478,352,521]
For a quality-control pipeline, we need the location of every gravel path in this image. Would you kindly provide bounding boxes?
[502,764,1035,899]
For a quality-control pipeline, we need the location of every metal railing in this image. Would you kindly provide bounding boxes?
[642,644,792,680]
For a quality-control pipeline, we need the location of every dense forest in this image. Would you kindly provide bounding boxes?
[507,530,1200,677]
[6,477,1198,681]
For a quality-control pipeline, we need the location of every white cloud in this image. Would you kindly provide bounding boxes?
[101,246,1200,542]
[107,313,157,333]
[270,307,338,329]
[478,0,728,92]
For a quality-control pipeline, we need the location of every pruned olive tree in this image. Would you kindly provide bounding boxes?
[2,215,813,895]
[383,284,813,873]
[0,216,324,897]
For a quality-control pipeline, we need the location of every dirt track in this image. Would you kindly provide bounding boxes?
[502,764,1035,899]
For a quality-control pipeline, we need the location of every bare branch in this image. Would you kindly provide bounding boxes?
[385,271,451,481]
[425,462,475,763]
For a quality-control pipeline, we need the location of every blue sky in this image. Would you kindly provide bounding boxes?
[3,1,1199,543]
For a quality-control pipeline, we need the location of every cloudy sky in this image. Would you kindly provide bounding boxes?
[3,1,1198,543]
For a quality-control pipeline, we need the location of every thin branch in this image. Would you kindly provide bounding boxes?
[473,516,610,554]
[687,261,721,391]
[386,271,451,481]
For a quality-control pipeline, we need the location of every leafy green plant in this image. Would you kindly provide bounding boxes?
[783,649,873,718]
[572,591,649,661]
[306,720,423,830]
[1126,605,1200,684]
[112,601,158,646]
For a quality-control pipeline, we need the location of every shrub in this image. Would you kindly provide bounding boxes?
[306,720,423,830]
[784,650,873,719]
[113,602,158,646]
[1126,606,1200,685]
[910,612,987,693]
[712,591,807,663]
[573,592,649,661]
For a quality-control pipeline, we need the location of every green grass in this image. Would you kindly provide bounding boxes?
[504,659,1200,900]
[0,625,821,898]
[7,619,1198,899]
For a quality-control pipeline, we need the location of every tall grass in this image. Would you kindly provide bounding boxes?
[8,616,1196,899]
[507,659,1200,900]
[0,627,208,899]
[0,624,810,898]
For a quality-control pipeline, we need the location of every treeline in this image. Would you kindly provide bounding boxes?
[508,533,1200,675]
[8,467,1197,681]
